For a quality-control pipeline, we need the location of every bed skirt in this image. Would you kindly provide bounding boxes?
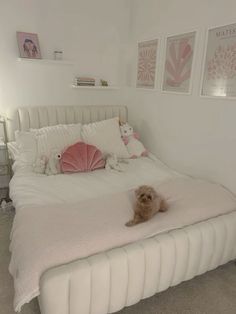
[39,210,236,314]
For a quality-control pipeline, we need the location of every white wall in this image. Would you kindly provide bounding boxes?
[1,0,236,192]
[0,0,130,115]
[127,0,236,193]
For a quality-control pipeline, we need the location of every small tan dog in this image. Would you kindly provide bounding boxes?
[126,185,168,227]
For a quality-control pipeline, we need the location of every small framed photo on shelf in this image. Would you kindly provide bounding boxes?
[201,23,236,98]
[17,32,41,59]
[136,39,158,89]
[162,31,196,94]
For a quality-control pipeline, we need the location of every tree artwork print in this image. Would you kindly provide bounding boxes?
[202,23,236,97]
[136,39,158,89]
[162,32,196,93]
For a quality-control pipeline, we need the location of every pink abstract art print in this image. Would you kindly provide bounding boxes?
[17,32,41,59]
[136,39,158,89]
[162,32,196,93]
[202,23,236,97]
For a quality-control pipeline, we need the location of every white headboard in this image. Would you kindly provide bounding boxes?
[6,105,128,141]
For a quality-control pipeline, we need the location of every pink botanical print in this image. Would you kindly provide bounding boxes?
[137,40,158,88]
[165,37,193,87]
[207,44,236,80]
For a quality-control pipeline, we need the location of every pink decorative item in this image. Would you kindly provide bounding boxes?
[60,142,105,173]
[120,123,148,158]
[17,32,41,59]
[202,23,236,97]
[136,39,158,89]
[207,44,236,80]
[165,40,192,87]
[162,32,196,93]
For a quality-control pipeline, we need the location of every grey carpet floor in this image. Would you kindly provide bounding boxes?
[1,210,236,314]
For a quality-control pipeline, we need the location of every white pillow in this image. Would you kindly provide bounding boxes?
[81,117,129,158]
[7,142,20,161]
[15,131,37,164]
[31,123,82,158]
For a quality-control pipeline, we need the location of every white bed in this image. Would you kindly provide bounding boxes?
[7,105,236,314]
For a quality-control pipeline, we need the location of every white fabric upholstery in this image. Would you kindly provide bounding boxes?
[81,118,129,158]
[6,105,127,141]
[32,123,82,159]
[39,211,236,314]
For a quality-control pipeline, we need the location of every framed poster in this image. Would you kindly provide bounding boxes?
[136,39,158,89]
[162,31,196,94]
[17,32,41,59]
[201,23,236,98]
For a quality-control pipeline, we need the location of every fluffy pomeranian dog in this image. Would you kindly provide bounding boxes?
[126,185,168,227]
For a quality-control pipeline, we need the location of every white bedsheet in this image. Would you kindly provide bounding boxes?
[10,156,179,210]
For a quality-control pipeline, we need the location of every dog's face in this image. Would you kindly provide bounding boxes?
[135,185,157,205]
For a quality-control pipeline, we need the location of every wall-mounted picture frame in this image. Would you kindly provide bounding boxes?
[201,23,236,98]
[17,32,41,59]
[162,31,196,94]
[136,39,158,89]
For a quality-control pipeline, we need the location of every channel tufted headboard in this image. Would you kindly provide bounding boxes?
[6,105,128,141]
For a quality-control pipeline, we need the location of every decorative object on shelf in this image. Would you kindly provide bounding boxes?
[136,39,158,89]
[162,31,196,94]
[17,32,41,59]
[74,77,95,86]
[71,85,119,90]
[201,23,236,98]
[100,79,108,86]
[54,50,63,60]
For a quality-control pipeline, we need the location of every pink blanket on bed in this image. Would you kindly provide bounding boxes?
[9,178,236,312]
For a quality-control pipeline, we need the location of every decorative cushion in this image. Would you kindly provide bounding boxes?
[7,142,20,161]
[15,131,37,165]
[60,142,105,173]
[81,117,129,158]
[31,123,82,159]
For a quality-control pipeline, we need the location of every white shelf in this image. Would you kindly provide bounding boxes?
[17,58,73,65]
[71,85,120,90]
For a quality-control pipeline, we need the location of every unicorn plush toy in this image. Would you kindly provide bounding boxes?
[120,123,148,158]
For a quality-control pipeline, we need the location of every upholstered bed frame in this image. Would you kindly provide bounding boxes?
[7,105,236,314]
[6,105,128,141]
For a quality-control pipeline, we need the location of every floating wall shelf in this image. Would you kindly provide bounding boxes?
[17,58,73,65]
[71,85,120,90]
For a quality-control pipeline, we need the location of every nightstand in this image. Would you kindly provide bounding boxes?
[0,142,10,201]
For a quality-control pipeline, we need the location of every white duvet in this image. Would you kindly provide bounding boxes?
[10,156,178,209]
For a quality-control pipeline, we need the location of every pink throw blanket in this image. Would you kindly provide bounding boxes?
[9,178,236,312]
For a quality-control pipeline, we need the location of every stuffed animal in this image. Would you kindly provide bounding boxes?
[105,154,124,172]
[45,151,62,176]
[120,123,148,158]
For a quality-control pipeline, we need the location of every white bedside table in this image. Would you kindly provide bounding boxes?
[0,142,11,201]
